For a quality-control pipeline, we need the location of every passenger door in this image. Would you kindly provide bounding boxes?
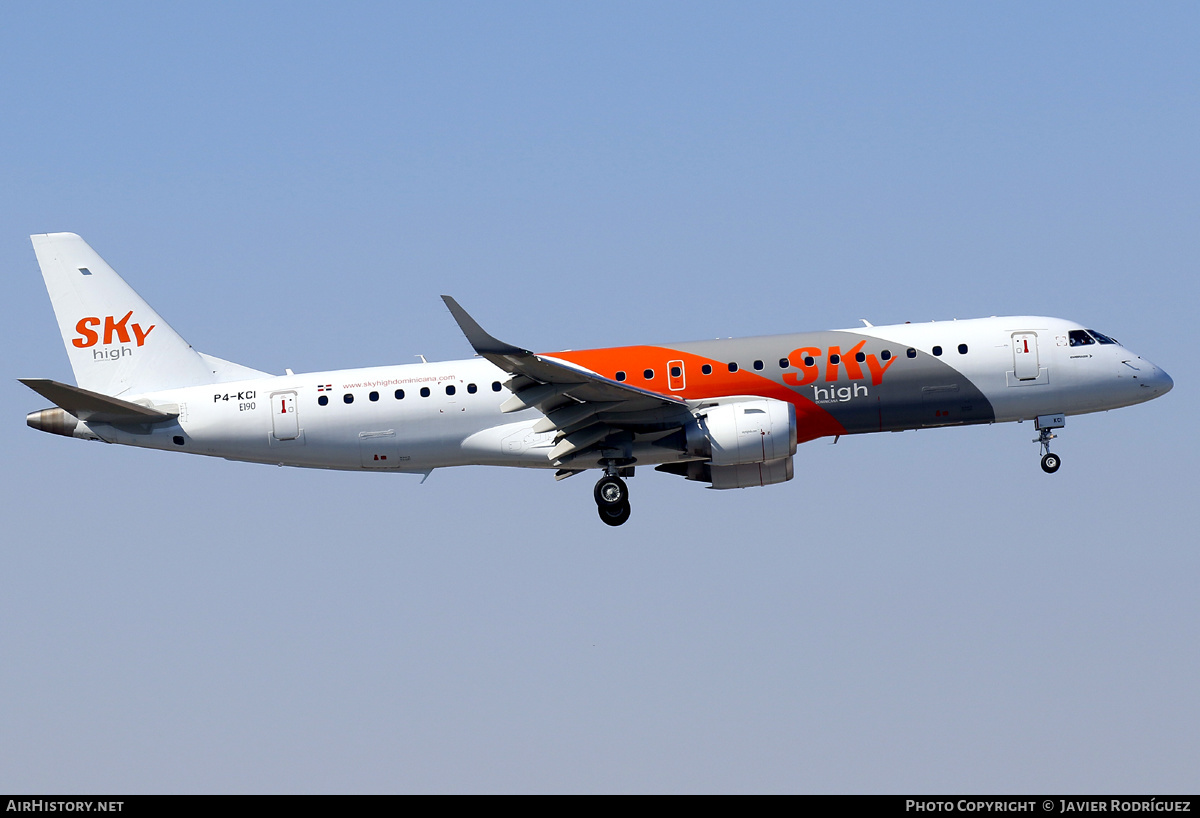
[1012,333,1040,381]
[271,391,299,440]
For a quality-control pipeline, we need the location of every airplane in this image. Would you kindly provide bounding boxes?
[22,232,1173,526]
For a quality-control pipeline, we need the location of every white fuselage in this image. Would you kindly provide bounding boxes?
[78,316,1171,474]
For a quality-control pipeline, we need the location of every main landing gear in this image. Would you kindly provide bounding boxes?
[1034,413,1065,474]
[594,468,632,527]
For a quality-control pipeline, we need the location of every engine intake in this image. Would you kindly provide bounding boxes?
[689,398,797,465]
[656,398,798,489]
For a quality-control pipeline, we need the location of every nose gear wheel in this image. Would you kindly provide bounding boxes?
[1034,425,1062,473]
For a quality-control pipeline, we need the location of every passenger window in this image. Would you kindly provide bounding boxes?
[881,350,892,361]
[701,364,712,375]
[369,391,379,401]
[395,389,405,400]
[420,387,430,398]
[830,354,841,364]
[906,348,916,358]
[855,352,865,363]
[728,362,739,373]
[778,357,789,369]
[643,369,654,380]
[803,356,814,366]
[616,371,626,382]
[753,360,763,371]
[318,395,329,406]
[958,344,968,355]
[446,385,456,396]
[344,394,354,404]
[467,383,477,394]
[492,381,502,392]
[670,366,681,377]
[932,346,942,356]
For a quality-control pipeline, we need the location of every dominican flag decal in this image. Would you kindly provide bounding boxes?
[317,384,332,392]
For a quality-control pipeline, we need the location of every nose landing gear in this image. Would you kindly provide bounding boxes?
[1034,413,1065,474]
[1040,450,1061,474]
[594,466,632,526]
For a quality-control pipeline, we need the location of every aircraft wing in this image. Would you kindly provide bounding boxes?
[442,296,692,470]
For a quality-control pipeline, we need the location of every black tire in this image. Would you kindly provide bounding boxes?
[1041,453,1061,474]
[594,475,628,508]
[598,501,631,527]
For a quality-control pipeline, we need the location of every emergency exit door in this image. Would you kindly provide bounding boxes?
[667,360,686,391]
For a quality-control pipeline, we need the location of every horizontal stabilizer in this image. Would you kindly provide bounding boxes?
[19,378,178,424]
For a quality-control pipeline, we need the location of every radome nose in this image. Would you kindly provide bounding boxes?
[1156,365,1173,394]
[1145,362,1173,395]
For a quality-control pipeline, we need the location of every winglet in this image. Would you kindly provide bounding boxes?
[441,296,530,357]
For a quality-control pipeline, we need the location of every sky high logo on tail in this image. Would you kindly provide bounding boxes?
[72,312,156,362]
[73,312,156,348]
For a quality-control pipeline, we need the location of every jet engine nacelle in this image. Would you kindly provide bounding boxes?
[688,397,798,466]
[710,455,794,489]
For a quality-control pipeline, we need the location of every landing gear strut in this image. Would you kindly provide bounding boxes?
[594,464,632,526]
[1034,413,1065,474]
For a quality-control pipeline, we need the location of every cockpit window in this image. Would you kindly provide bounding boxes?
[1087,329,1119,345]
[1068,330,1095,347]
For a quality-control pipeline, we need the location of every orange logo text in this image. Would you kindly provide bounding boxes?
[72,312,156,348]
[782,341,896,387]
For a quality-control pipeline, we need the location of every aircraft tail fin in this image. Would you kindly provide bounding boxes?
[30,233,266,396]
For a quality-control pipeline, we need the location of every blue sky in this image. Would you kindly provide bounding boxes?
[2,2,1197,793]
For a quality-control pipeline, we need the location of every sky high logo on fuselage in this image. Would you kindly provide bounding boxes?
[72,312,156,362]
[782,340,896,403]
